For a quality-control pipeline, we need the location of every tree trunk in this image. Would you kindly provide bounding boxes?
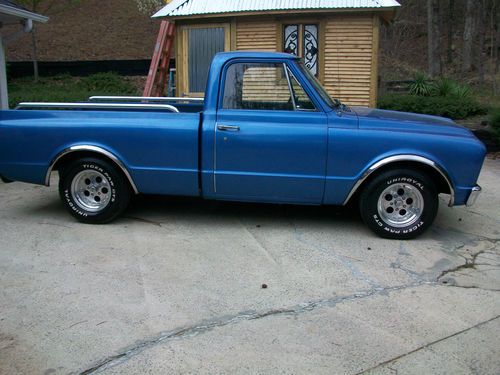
[462,0,476,73]
[494,1,500,95]
[31,26,39,82]
[496,1,500,70]
[427,0,441,77]
[447,0,455,64]
[476,0,486,84]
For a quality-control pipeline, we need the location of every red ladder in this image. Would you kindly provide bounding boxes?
[143,20,175,97]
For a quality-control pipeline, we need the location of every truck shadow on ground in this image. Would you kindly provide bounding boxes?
[123,194,362,227]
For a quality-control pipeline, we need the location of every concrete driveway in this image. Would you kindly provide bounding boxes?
[1,159,499,375]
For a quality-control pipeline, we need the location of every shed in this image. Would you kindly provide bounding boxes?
[0,0,48,109]
[154,0,400,107]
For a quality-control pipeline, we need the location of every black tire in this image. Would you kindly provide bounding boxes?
[58,157,131,224]
[359,169,438,239]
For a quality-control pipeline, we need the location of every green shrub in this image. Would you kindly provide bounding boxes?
[8,73,139,108]
[378,94,487,120]
[490,108,500,143]
[408,72,433,96]
[80,72,136,94]
[431,78,471,99]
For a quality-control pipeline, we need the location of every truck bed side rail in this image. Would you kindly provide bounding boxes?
[15,102,180,113]
[89,96,204,103]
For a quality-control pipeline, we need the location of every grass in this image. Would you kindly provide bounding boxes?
[8,73,139,108]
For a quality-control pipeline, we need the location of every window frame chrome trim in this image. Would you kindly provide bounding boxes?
[342,154,455,207]
[286,66,318,112]
[283,63,297,110]
[45,145,139,194]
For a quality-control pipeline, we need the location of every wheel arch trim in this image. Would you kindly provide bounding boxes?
[342,154,455,207]
[45,145,139,194]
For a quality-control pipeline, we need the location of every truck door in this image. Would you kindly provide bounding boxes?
[214,61,327,204]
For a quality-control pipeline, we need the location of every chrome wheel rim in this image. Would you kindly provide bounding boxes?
[377,183,424,228]
[71,170,112,212]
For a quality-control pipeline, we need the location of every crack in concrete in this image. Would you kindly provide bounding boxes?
[238,219,278,265]
[432,227,500,290]
[77,281,429,374]
[123,216,163,227]
[437,250,487,281]
[291,222,383,290]
[354,314,500,374]
[437,240,499,288]
[390,242,431,283]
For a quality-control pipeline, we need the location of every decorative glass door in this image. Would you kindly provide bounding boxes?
[283,24,319,77]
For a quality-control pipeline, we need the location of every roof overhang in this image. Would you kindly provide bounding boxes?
[153,0,401,19]
[0,3,49,25]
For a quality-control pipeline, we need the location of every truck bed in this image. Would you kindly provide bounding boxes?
[1,98,203,196]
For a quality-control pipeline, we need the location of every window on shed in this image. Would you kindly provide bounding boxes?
[283,24,319,77]
[188,27,225,93]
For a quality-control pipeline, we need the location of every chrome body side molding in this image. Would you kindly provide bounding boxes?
[342,154,455,207]
[45,145,139,194]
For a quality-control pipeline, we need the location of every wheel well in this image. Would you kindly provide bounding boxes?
[50,150,137,193]
[347,161,452,204]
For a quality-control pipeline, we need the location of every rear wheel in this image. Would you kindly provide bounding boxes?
[58,157,131,224]
[359,169,438,239]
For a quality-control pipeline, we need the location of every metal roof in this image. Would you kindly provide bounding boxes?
[153,0,401,18]
[0,0,48,23]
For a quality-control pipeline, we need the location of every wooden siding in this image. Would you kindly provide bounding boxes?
[323,15,375,106]
[236,21,277,51]
[241,66,290,102]
[175,13,380,107]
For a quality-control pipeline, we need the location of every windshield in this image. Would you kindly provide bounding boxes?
[296,61,340,109]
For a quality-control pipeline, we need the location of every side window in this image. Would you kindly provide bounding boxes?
[222,63,294,111]
[288,69,316,111]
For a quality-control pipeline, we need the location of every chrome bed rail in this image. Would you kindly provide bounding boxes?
[15,102,180,113]
[89,96,204,103]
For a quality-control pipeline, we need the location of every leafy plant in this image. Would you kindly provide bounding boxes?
[431,77,454,97]
[431,78,472,99]
[408,72,433,96]
[451,83,472,99]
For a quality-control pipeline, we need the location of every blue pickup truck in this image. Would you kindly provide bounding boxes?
[0,52,486,239]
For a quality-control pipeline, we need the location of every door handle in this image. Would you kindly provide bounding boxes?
[217,124,240,132]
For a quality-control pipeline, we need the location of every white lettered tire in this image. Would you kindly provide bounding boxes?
[359,169,438,239]
[58,157,131,224]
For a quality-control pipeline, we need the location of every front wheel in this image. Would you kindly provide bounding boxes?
[359,169,438,239]
[58,157,131,224]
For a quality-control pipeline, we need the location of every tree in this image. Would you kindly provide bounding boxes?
[447,0,455,64]
[16,0,82,82]
[462,0,477,73]
[476,0,487,83]
[427,0,441,76]
[133,0,166,15]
